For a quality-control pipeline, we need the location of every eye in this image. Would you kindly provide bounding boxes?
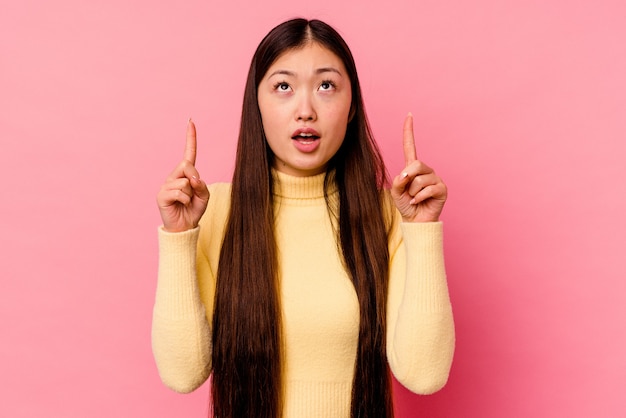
[319,80,336,91]
[273,81,292,92]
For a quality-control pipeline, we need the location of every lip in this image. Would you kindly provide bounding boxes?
[291,127,321,153]
[291,127,321,139]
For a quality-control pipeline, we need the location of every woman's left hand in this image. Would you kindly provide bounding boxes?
[390,113,447,223]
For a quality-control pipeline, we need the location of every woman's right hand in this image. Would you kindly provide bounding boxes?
[157,120,210,232]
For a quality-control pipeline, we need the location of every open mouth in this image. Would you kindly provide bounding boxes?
[291,133,320,143]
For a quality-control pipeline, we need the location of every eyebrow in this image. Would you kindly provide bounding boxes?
[267,67,343,78]
[315,67,342,76]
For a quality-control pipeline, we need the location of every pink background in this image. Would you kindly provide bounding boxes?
[2,0,625,416]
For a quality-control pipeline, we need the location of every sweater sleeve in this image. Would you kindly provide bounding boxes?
[151,183,229,393]
[151,226,212,393]
[386,220,455,394]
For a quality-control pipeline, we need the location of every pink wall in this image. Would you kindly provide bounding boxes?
[2,0,625,416]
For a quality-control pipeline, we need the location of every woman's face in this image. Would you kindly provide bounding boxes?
[258,42,352,177]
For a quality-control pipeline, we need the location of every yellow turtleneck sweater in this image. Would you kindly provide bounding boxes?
[152,170,455,417]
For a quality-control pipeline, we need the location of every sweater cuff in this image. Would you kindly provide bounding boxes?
[399,221,443,251]
[155,226,203,318]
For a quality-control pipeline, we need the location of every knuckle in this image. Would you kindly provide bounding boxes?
[177,191,190,204]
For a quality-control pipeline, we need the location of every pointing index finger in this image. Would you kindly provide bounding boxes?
[184,118,197,165]
[403,112,417,165]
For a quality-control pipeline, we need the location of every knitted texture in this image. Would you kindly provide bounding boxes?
[152,170,455,417]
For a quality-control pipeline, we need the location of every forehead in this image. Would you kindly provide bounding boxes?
[265,42,347,75]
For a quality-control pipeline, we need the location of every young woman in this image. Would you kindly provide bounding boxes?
[153,18,454,418]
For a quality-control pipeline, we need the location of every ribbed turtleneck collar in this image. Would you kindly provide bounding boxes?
[272,169,338,200]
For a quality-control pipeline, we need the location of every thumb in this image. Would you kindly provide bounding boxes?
[190,176,210,201]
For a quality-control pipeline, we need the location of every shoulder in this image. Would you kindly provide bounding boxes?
[208,182,232,199]
[381,188,403,255]
[381,189,400,230]
[207,183,232,210]
[198,182,232,230]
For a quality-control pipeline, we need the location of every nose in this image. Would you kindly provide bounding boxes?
[295,92,316,121]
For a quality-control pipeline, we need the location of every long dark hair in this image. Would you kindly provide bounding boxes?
[211,18,393,418]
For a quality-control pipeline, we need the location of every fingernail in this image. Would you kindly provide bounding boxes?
[407,112,413,117]
[402,172,409,179]
[188,117,192,125]
[409,198,416,205]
